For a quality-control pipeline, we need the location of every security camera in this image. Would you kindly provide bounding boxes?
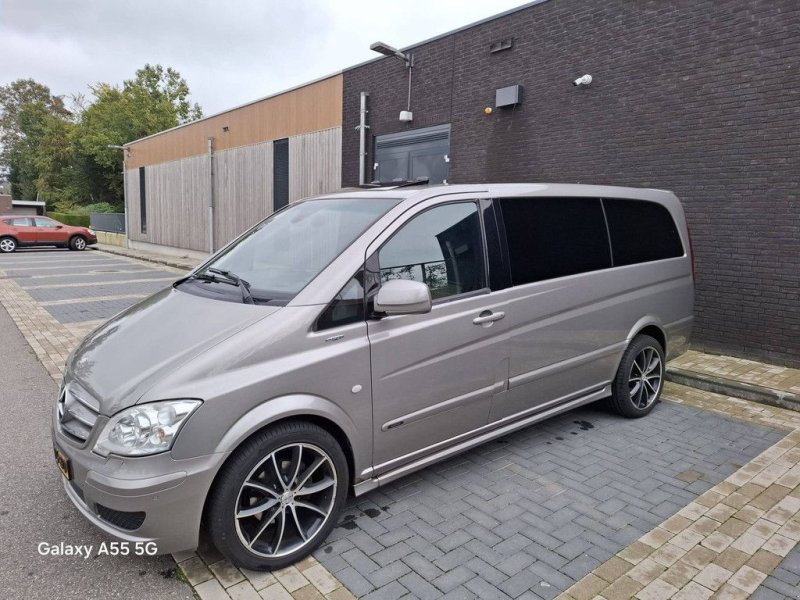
[573,74,593,86]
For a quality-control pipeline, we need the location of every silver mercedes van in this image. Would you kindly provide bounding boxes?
[52,183,693,570]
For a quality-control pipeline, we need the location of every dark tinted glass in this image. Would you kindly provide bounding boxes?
[498,197,612,284]
[273,138,289,211]
[379,202,485,300]
[603,199,684,266]
[317,272,365,330]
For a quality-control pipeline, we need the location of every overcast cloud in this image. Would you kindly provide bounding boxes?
[1,0,527,116]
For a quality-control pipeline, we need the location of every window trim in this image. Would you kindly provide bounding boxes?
[314,267,367,332]
[368,199,491,312]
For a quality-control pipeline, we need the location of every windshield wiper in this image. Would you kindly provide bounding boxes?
[208,268,254,305]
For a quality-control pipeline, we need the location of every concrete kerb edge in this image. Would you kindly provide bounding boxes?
[666,366,800,414]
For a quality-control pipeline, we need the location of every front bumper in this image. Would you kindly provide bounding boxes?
[52,405,229,555]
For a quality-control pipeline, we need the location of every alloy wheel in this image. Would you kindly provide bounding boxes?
[628,346,662,409]
[234,443,337,558]
[0,238,16,252]
[74,238,86,250]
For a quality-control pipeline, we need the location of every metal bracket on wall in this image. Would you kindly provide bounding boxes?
[489,38,514,53]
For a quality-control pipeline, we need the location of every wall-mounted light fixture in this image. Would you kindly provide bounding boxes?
[573,74,593,87]
[370,40,415,122]
[222,126,230,133]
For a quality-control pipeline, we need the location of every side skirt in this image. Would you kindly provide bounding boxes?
[353,385,609,496]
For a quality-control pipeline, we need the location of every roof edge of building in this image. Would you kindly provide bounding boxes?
[124,71,343,148]
[125,0,550,149]
[343,0,550,73]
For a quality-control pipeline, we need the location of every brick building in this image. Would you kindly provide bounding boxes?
[123,0,799,366]
[341,0,800,365]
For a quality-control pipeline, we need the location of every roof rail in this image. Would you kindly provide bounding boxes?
[362,177,430,189]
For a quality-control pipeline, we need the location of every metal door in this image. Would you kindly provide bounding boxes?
[374,124,450,184]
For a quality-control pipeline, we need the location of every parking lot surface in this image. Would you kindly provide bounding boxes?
[1,247,799,600]
[0,283,192,600]
[315,402,782,599]
[0,248,179,338]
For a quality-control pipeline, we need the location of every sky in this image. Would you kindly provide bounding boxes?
[0,0,529,116]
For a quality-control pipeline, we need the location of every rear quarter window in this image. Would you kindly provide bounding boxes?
[603,199,684,266]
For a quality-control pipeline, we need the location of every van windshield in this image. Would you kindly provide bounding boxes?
[179,198,400,305]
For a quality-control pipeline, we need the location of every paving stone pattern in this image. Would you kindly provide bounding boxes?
[314,401,783,599]
[26,280,172,302]
[44,297,149,323]
[3,250,177,323]
[754,543,800,599]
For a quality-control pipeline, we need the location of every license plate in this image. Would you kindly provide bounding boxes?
[54,446,72,481]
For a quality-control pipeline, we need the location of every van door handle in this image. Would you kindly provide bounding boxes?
[473,311,505,325]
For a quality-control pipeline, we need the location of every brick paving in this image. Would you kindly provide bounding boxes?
[671,350,800,396]
[2,248,799,599]
[314,397,782,599]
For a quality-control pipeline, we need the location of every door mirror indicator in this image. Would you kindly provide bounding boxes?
[374,280,432,315]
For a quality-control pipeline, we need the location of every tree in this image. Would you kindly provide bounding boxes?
[0,79,70,165]
[72,64,203,202]
[0,65,202,204]
[0,79,72,199]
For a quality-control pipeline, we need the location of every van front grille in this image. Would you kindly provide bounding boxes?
[58,386,100,444]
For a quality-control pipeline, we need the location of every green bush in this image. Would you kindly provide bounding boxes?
[83,202,120,214]
[48,212,91,227]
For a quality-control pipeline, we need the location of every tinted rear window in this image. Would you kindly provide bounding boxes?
[498,197,612,285]
[603,198,684,266]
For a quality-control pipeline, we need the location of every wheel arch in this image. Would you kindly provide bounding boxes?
[0,234,18,246]
[211,395,360,489]
[200,399,359,535]
[626,318,667,355]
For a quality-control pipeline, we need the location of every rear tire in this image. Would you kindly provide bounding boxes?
[207,421,349,571]
[609,334,665,418]
[0,237,17,253]
[69,236,87,251]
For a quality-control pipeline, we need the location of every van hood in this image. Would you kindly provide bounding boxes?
[65,287,279,415]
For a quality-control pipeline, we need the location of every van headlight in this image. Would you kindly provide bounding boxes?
[94,400,201,457]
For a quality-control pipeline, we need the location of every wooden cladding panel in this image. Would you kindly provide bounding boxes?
[213,142,274,249]
[289,127,342,202]
[125,126,342,253]
[127,155,210,252]
[126,75,342,169]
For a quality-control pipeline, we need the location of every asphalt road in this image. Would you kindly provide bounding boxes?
[0,302,193,599]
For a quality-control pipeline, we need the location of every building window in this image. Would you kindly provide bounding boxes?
[139,166,147,233]
[273,138,289,211]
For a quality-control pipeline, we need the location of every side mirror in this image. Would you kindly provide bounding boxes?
[374,279,432,315]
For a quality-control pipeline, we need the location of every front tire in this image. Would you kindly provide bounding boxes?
[69,236,87,251]
[207,421,349,570]
[609,334,665,418]
[0,237,17,253]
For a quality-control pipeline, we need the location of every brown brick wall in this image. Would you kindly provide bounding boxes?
[342,0,800,366]
[0,194,11,213]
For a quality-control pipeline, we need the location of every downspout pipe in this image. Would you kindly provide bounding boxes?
[357,92,369,186]
[208,137,215,254]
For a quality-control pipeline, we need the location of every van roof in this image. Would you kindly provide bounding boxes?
[318,183,676,204]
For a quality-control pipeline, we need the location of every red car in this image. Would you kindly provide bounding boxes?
[0,215,98,253]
